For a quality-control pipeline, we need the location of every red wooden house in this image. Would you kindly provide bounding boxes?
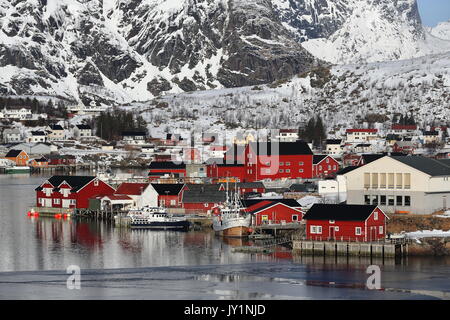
[244,140,313,182]
[181,184,226,214]
[302,204,388,242]
[35,176,115,209]
[393,141,416,155]
[148,162,187,180]
[29,157,49,168]
[342,154,362,167]
[47,154,76,166]
[236,182,265,195]
[313,155,340,178]
[207,162,246,182]
[245,200,303,226]
[151,183,184,208]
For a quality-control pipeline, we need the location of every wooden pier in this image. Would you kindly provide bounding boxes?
[292,239,410,258]
[28,206,74,217]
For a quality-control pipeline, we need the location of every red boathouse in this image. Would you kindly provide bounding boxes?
[302,204,388,242]
[35,176,115,209]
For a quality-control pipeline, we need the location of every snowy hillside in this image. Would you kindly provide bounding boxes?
[129,52,450,139]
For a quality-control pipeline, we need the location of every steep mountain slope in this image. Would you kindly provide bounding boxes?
[274,0,450,64]
[0,0,317,104]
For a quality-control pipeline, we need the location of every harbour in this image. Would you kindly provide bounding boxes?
[1,171,450,300]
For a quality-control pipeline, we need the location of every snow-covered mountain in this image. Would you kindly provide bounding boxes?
[0,0,449,104]
[274,0,450,64]
[0,0,317,104]
[429,20,450,41]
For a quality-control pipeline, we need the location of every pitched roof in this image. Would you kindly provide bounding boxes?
[245,201,302,214]
[31,131,46,136]
[151,183,184,195]
[182,184,226,203]
[326,139,342,145]
[148,161,186,170]
[391,156,450,176]
[115,183,149,195]
[76,124,91,130]
[36,176,96,192]
[437,159,450,167]
[241,198,301,209]
[289,183,317,192]
[102,195,133,201]
[5,149,24,158]
[392,124,417,130]
[336,166,358,175]
[302,204,378,221]
[48,124,64,130]
[346,129,377,133]
[236,182,265,189]
[248,140,313,156]
[360,154,385,164]
[313,155,328,164]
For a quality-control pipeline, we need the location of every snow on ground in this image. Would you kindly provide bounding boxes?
[297,195,322,208]
[405,230,450,239]
[435,211,450,219]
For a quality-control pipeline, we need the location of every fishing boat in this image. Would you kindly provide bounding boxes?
[127,206,190,230]
[212,182,252,238]
[5,166,31,174]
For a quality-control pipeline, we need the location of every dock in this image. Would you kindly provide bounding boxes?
[292,239,410,258]
[28,206,74,217]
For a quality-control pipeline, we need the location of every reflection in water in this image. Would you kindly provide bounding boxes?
[1,170,450,300]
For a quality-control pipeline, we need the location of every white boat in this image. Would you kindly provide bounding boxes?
[127,207,190,230]
[4,166,31,174]
[212,183,252,238]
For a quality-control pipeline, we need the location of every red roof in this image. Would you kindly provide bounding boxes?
[244,201,274,213]
[392,124,417,130]
[346,129,378,133]
[115,183,149,195]
[106,195,133,200]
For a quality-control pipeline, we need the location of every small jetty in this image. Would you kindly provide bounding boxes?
[292,239,411,258]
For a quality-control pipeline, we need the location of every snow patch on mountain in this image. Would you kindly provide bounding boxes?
[429,20,450,41]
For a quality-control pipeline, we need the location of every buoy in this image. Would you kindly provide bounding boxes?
[54,214,62,219]
[27,211,32,216]
[63,214,68,219]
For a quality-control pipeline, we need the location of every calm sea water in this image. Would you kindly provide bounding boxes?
[0,172,449,299]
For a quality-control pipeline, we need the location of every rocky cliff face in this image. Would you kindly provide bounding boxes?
[0,0,448,104]
[0,0,318,103]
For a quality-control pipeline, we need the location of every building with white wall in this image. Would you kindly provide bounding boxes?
[344,156,450,214]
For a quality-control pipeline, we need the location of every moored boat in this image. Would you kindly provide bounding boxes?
[212,185,252,238]
[127,207,190,230]
[5,166,31,174]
